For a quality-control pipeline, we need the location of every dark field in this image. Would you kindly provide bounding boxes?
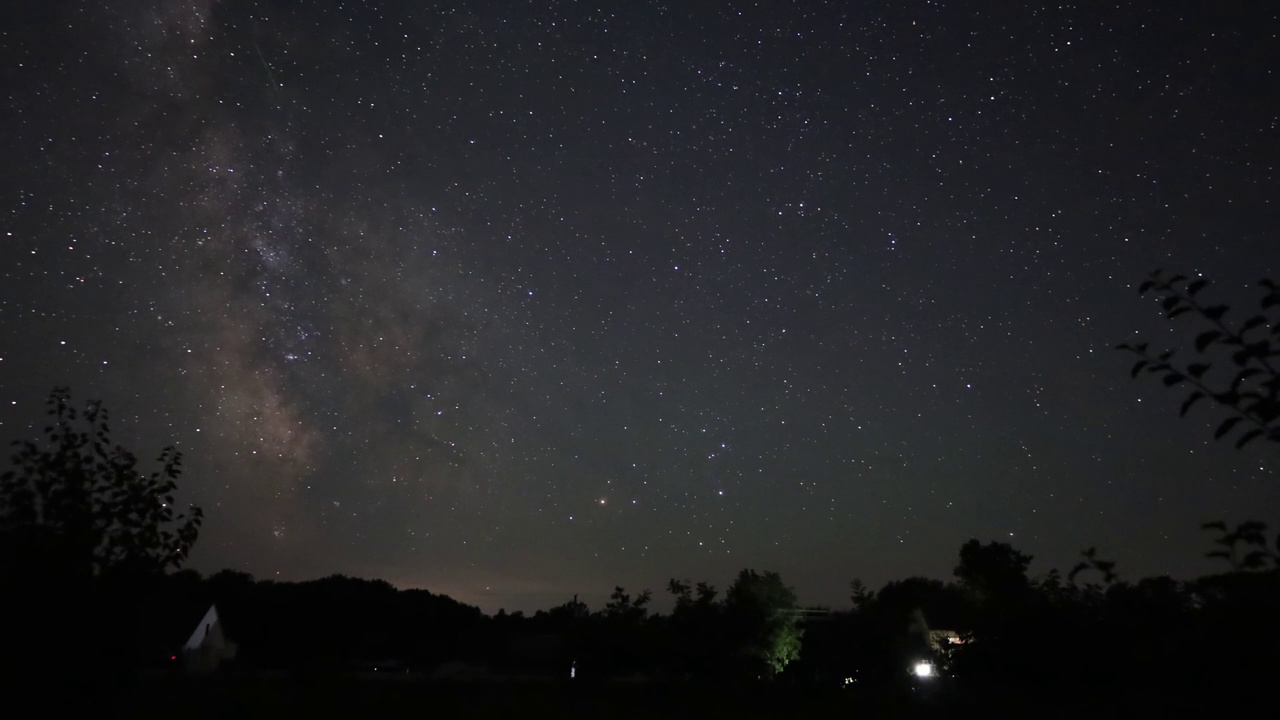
[51,674,1215,720]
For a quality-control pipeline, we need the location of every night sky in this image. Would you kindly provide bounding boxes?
[2,1,1277,613]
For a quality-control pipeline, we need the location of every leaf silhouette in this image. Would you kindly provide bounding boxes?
[1067,562,1088,584]
[1242,551,1269,569]
[1180,392,1205,417]
[1231,368,1262,389]
[1238,520,1268,539]
[1214,417,1243,439]
[1242,315,1268,333]
[1236,429,1265,449]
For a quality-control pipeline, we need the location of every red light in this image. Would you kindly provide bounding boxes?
[170,655,177,661]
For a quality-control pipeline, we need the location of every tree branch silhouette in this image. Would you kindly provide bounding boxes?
[1117,270,1280,448]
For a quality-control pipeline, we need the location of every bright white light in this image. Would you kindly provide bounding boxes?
[912,661,935,678]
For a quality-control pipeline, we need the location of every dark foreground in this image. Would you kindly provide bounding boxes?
[30,674,1226,720]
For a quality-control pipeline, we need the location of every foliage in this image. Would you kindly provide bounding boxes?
[668,578,692,606]
[545,593,590,623]
[1117,271,1280,572]
[1200,519,1280,571]
[0,387,202,580]
[953,538,1033,605]
[1068,546,1119,586]
[849,578,871,609]
[1117,271,1280,448]
[725,569,803,676]
[605,585,652,621]
[870,576,971,630]
[665,577,725,680]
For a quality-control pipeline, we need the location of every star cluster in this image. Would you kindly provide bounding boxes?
[1,1,1276,612]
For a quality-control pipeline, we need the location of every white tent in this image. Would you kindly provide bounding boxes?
[182,604,237,673]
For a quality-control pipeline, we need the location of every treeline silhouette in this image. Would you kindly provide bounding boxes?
[126,567,804,683]
[7,534,1278,716]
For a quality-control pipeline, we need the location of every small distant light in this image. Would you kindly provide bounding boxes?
[913,661,934,678]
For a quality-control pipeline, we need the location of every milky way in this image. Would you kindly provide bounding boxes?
[2,1,1276,612]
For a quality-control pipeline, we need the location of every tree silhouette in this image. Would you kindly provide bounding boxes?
[667,578,692,607]
[1117,271,1280,448]
[724,568,803,677]
[604,585,652,620]
[953,539,1032,606]
[665,577,725,681]
[849,578,872,610]
[0,387,203,581]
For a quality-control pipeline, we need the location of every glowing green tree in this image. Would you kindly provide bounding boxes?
[725,568,803,677]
